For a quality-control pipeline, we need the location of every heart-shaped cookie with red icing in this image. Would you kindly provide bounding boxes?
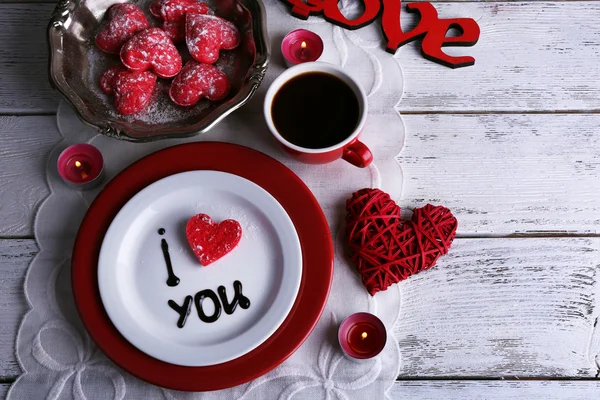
[100,66,157,115]
[169,61,231,106]
[346,189,458,295]
[150,0,210,43]
[186,214,242,266]
[151,0,210,22]
[120,28,182,78]
[186,14,241,64]
[96,4,150,54]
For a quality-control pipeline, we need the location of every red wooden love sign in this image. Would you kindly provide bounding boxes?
[280,0,480,68]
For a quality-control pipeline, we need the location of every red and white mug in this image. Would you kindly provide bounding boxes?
[263,62,373,168]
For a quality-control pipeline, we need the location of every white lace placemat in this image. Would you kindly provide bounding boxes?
[9,0,405,398]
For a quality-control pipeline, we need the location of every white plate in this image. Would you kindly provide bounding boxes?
[98,171,302,366]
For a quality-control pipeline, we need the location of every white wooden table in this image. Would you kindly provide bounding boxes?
[1,0,600,398]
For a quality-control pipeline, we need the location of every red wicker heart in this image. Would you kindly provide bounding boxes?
[346,188,458,295]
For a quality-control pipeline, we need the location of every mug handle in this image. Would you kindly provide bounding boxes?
[342,140,373,168]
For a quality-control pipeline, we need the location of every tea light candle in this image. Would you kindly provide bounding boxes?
[57,144,104,190]
[338,312,387,360]
[281,29,324,68]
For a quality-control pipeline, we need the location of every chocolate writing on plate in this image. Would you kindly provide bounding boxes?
[168,296,193,328]
[169,280,251,328]
[158,228,250,328]
[159,228,180,287]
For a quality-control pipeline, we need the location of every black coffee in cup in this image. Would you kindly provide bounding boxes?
[270,72,360,149]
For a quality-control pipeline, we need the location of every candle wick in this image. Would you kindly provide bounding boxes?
[361,332,368,340]
[300,41,307,60]
[74,160,88,180]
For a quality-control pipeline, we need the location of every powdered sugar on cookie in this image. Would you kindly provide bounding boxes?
[186,14,240,64]
[96,4,149,54]
[150,0,210,43]
[120,28,182,78]
[99,66,157,115]
[169,60,231,106]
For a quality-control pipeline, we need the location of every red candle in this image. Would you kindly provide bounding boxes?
[57,144,104,190]
[281,29,324,68]
[339,312,386,360]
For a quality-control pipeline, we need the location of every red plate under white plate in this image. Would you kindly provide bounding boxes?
[72,142,333,391]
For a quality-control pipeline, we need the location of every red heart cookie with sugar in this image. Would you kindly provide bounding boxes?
[186,214,242,266]
[150,0,210,22]
[169,61,231,106]
[346,189,458,296]
[150,0,210,43]
[96,4,150,54]
[99,66,157,115]
[186,14,241,64]
[120,28,182,78]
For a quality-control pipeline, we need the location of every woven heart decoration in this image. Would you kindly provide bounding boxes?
[346,189,458,295]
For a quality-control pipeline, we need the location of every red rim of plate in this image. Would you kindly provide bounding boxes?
[72,142,334,391]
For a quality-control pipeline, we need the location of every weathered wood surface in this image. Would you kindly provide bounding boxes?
[2,113,600,238]
[2,3,600,112]
[0,3,59,113]
[398,113,600,235]
[0,116,62,237]
[2,0,600,397]
[3,380,600,399]
[388,380,600,399]
[0,383,10,398]
[397,2,600,112]
[0,240,36,380]
[1,238,599,380]
[394,238,600,377]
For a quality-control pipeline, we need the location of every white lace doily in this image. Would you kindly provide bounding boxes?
[9,1,405,398]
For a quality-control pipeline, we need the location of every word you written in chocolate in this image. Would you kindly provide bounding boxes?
[281,0,480,68]
[169,281,251,328]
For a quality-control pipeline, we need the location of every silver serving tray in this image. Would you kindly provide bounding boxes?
[48,0,269,142]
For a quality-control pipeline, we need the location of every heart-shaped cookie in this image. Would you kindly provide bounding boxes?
[150,0,210,43]
[120,28,183,78]
[151,0,210,22]
[96,4,150,54]
[186,14,241,64]
[346,189,458,295]
[169,61,231,106]
[186,214,242,266]
[99,66,157,115]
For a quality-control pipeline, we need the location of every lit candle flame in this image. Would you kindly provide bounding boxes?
[74,160,88,180]
[297,40,308,60]
[361,332,368,340]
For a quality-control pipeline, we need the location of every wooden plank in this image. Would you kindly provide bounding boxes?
[1,113,599,237]
[394,238,600,377]
[396,2,600,112]
[398,113,600,234]
[389,380,600,399]
[0,3,59,113]
[0,116,62,237]
[1,238,599,379]
[2,2,600,113]
[0,383,10,398]
[0,239,36,380]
